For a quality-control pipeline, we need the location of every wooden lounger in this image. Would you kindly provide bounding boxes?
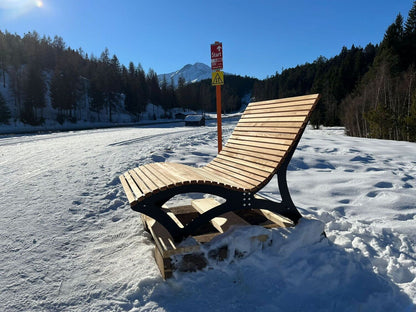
[119,94,321,242]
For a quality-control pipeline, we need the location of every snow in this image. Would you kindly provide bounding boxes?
[158,63,211,87]
[1,120,415,311]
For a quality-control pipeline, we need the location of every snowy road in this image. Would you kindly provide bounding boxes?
[0,123,220,311]
[1,121,415,311]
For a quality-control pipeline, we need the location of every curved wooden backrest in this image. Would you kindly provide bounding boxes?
[205,94,321,191]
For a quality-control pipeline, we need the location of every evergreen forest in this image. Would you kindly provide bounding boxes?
[1,1,416,142]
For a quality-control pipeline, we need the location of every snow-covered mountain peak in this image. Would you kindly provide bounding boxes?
[158,63,211,87]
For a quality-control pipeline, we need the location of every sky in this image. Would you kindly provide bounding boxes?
[0,0,414,79]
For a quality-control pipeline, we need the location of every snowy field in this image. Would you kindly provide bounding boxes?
[1,119,415,311]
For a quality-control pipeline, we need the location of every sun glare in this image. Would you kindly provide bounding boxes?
[0,0,45,19]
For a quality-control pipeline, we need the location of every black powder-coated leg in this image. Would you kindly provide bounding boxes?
[132,202,184,241]
[131,147,304,241]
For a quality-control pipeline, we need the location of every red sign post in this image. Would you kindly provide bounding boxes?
[211,42,223,70]
[211,42,223,153]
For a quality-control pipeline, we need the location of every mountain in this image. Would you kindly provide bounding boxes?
[158,62,211,87]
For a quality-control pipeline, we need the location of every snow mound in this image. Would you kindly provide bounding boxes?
[129,219,413,312]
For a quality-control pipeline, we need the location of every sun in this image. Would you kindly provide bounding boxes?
[36,0,43,8]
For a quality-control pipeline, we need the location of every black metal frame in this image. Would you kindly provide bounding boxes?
[132,136,304,242]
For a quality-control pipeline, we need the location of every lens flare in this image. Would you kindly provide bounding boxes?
[0,0,45,20]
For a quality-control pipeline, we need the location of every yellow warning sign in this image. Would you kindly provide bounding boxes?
[212,71,224,86]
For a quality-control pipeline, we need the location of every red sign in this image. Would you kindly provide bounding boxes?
[211,58,223,70]
[211,42,223,70]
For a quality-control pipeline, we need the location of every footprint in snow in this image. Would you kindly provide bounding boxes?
[402,174,414,182]
[151,154,165,162]
[394,213,416,221]
[366,167,384,172]
[366,191,378,198]
[350,155,375,163]
[374,181,393,188]
[339,199,350,204]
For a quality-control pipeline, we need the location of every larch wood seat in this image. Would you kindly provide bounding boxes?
[119,94,321,241]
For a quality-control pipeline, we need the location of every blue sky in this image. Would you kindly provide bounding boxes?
[1,0,414,79]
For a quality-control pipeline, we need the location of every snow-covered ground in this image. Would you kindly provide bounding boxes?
[1,120,415,311]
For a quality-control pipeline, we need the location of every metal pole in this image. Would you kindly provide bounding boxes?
[216,84,222,153]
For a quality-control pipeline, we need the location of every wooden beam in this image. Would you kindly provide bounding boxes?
[192,198,250,233]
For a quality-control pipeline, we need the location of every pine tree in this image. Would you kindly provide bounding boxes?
[0,32,7,88]
[404,1,416,68]
[136,63,148,112]
[405,1,416,35]
[123,62,138,117]
[107,54,122,122]
[0,92,11,124]
[147,69,161,105]
[21,61,46,125]
[176,76,186,110]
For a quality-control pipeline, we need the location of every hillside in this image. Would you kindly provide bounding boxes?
[157,62,211,87]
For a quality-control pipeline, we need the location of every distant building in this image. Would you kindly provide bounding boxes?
[175,112,187,120]
[185,114,205,126]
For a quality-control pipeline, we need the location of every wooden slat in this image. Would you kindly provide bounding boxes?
[226,137,292,151]
[167,163,208,183]
[140,165,169,190]
[258,210,295,228]
[155,163,191,184]
[208,160,265,184]
[133,167,159,192]
[229,134,293,146]
[225,143,286,157]
[217,153,274,174]
[119,174,137,204]
[233,126,300,134]
[123,172,144,199]
[143,214,200,257]
[246,100,315,111]
[167,163,200,183]
[192,232,222,243]
[157,163,233,188]
[235,121,304,129]
[147,163,181,186]
[167,163,245,190]
[198,167,252,190]
[231,130,297,140]
[239,116,306,123]
[192,198,250,233]
[214,157,270,180]
[161,204,185,229]
[192,168,238,189]
[204,164,258,189]
[128,169,152,195]
[247,94,319,106]
[242,110,311,118]
[244,104,314,114]
[152,163,186,185]
[220,150,279,168]
[222,146,282,164]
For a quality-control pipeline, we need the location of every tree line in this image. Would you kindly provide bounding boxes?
[251,44,377,128]
[1,1,416,142]
[0,30,256,126]
[342,5,416,141]
[252,1,416,142]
